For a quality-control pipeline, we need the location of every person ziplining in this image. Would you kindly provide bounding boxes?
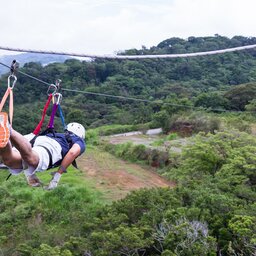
[0,62,86,190]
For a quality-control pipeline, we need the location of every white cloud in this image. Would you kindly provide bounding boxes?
[0,0,256,56]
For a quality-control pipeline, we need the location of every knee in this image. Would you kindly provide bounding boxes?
[2,156,13,167]
[22,153,39,168]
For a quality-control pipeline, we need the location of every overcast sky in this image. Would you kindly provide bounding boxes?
[0,0,255,57]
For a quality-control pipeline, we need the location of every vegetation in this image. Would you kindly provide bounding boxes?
[103,142,169,168]
[2,129,256,255]
[1,35,256,134]
[0,35,256,255]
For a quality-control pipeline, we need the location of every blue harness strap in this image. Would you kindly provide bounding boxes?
[58,105,67,129]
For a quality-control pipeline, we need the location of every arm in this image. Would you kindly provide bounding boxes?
[57,143,81,174]
[45,143,82,190]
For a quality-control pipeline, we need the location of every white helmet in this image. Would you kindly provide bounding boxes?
[67,122,85,139]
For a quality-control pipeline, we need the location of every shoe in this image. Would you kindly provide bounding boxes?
[0,112,10,148]
[27,174,42,187]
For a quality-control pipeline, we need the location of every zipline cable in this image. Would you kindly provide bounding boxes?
[0,61,242,113]
[62,88,233,112]
[0,61,50,86]
[0,44,256,59]
[0,61,51,86]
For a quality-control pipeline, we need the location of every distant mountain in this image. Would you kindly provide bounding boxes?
[0,53,70,76]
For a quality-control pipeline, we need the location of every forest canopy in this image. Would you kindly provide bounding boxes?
[1,35,256,133]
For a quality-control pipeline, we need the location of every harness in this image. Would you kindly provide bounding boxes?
[31,80,79,170]
[2,70,78,181]
[29,128,78,170]
[29,80,70,170]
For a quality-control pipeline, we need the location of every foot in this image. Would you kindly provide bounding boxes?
[0,112,10,148]
[26,174,42,187]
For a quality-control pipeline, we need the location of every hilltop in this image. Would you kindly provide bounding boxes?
[0,52,70,75]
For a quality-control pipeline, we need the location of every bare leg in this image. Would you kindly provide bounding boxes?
[0,141,23,169]
[10,129,42,187]
[0,112,41,187]
[10,129,39,169]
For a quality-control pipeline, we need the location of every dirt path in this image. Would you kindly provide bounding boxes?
[77,147,174,201]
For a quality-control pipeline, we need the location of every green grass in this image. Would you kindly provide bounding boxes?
[0,167,104,206]
[150,133,179,147]
[0,166,105,252]
[87,123,151,137]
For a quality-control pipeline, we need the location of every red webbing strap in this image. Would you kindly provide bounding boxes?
[33,94,53,135]
[0,87,13,125]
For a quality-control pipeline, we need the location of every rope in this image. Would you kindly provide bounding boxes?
[0,44,256,59]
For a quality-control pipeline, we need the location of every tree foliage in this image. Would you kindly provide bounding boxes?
[1,35,256,133]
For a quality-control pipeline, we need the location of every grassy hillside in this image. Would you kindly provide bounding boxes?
[0,145,173,255]
[0,162,102,253]
[1,126,256,255]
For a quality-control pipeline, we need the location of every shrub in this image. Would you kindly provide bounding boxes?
[103,142,169,168]
[86,129,99,145]
[169,112,220,136]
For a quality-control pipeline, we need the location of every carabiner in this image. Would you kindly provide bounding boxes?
[47,84,57,96]
[55,79,62,91]
[54,93,62,105]
[8,74,17,89]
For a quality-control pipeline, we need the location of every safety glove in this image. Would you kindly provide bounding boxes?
[44,172,61,190]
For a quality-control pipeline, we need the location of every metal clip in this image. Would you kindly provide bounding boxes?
[8,74,17,89]
[55,79,62,91]
[54,93,62,105]
[47,84,57,96]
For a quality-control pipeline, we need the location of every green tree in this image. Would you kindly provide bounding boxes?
[194,92,229,110]
[224,83,256,110]
[228,215,256,255]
